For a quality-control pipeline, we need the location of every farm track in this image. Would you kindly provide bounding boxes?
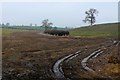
[51,39,119,80]
[52,51,82,80]
[81,40,119,72]
[81,49,103,72]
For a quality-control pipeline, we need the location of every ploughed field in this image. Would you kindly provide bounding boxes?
[2,31,119,80]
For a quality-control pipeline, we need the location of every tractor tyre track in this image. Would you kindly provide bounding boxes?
[51,39,119,80]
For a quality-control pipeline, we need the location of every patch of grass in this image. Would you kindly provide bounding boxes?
[69,23,119,37]
[1,28,29,36]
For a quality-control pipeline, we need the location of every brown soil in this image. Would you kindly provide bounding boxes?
[2,32,119,80]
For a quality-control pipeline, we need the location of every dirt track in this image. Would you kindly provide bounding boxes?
[2,32,120,80]
[52,38,119,80]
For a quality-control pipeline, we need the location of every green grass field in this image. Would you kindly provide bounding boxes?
[69,23,119,37]
[1,23,119,37]
[1,26,67,36]
[10,26,45,30]
[1,28,29,36]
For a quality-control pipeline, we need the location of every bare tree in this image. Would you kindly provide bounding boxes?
[42,19,53,31]
[83,8,98,26]
[6,23,10,26]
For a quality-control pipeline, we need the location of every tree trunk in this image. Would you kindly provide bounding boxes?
[90,18,93,26]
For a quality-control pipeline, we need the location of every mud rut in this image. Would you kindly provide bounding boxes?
[51,39,119,80]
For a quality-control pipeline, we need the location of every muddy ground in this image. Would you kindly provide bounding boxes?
[2,32,120,80]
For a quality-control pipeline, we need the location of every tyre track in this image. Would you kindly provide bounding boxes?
[52,51,82,80]
[81,40,119,80]
[51,39,119,80]
[81,49,103,72]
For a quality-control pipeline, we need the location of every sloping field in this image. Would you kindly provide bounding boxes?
[70,23,119,37]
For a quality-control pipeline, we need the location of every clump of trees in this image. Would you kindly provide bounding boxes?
[42,19,53,31]
[83,8,98,26]
[42,19,70,36]
[0,23,10,27]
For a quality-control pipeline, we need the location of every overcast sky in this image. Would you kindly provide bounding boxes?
[1,2,118,28]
